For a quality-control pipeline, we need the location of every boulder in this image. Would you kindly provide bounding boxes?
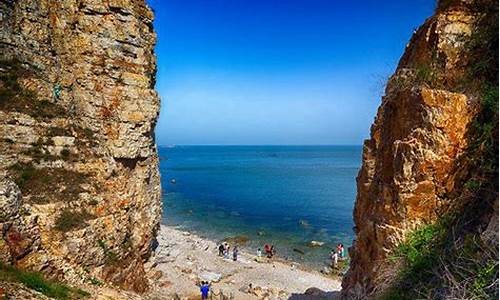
[199,271,222,283]
[309,240,324,247]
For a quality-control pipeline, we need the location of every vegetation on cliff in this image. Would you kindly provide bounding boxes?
[0,0,161,293]
[382,1,498,298]
[0,263,89,299]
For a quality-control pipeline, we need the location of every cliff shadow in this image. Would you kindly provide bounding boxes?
[288,289,340,300]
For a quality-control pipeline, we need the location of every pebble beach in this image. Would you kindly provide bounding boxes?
[146,225,342,299]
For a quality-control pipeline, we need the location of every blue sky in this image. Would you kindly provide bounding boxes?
[147,0,435,145]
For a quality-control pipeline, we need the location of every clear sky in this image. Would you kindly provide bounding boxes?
[147,0,436,145]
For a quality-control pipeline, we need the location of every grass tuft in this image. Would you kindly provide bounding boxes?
[54,209,94,232]
[0,263,89,299]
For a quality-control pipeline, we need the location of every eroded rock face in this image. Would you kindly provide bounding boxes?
[0,179,22,222]
[0,0,160,292]
[341,1,483,298]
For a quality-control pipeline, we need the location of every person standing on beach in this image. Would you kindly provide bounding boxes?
[200,281,209,300]
[233,246,239,261]
[337,244,342,258]
[224,244,230,259]
[338,244,345,259]
[257,248,262,257]
[330,249,338,268]
[218,244,224,256]
[264,244,271,258]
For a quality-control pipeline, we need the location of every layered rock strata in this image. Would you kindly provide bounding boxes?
[342,0,494,298]
[0,0,161,292]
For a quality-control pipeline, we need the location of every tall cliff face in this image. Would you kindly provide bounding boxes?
[0,0,161,292]
[342,0,498,298]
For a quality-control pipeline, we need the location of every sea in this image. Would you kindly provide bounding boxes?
[159,145,361,269]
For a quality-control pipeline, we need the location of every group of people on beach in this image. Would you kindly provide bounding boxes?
[218,242,239,261]
[219,242,277,262]
[329,243,346,267]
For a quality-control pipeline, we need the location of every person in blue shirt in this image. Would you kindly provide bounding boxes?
[200,281,210,299]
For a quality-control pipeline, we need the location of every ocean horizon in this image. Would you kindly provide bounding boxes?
[159,145,361,268]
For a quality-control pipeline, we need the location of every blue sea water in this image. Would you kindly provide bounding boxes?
[159,145,361,268]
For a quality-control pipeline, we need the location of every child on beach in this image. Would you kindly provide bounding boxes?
[257,248,262,257]
[218,244,224,256]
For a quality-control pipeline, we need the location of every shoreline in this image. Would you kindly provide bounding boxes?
[146,225,342,299]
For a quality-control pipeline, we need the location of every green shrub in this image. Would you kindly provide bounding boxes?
[383,219,498,299]
[88,277,103,286]
[464,179,481,192]
[0,59,67,119]
[97,240,119,265]
[54,209,94,232]
[392,223,447,281]
[415,64,436,85]
[0,263,89,299]
[9,163,36,189]
[8,164,90,204]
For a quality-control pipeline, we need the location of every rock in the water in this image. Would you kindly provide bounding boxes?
[293,248,305,255]
[309,240,324,247]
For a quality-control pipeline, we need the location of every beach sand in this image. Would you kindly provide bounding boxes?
[145,225,341,299]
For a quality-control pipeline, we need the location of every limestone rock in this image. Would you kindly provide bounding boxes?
[199,271,222,283]
[0,0,161,293]
[341,1,489,298]
[0,179,22,222]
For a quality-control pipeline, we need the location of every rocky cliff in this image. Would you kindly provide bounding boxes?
[0,0,161,293]
[342,0,498,298]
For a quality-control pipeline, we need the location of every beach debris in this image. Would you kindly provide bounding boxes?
[199,271,222,283]
[309,240,324,247]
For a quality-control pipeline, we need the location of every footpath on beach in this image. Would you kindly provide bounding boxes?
[145,225,342,299]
